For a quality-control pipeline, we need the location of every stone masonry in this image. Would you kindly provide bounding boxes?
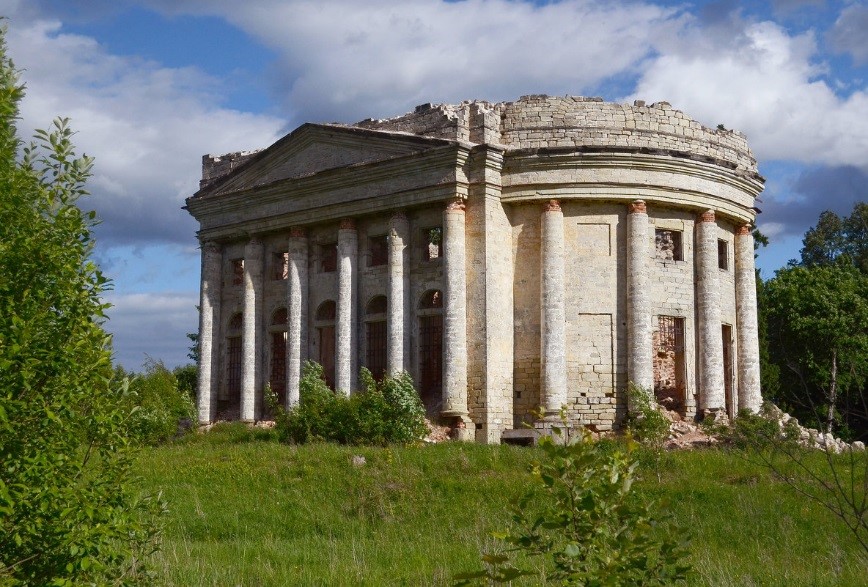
[187,95,764,442]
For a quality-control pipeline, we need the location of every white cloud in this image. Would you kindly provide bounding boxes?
[104,291,200,370]
[828,3,868,64]
[4,16,285,247]
[629,18,868,169]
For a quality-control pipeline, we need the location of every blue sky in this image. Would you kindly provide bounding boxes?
[2,0,866,370]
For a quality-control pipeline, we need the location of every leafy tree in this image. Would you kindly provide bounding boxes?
[0,32,162,584]
[799,203,868,273]
[763,259,868,438]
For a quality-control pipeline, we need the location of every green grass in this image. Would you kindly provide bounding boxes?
[134,425,866,586]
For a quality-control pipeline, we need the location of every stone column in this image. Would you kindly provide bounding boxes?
[336,218,358,394]
[540,200,567,416]
[387,212,410,375]
[626,200,654,406]
[241,237,263,421]
[196,241,222,424]
[286,227,308,408]
[696,210,726,411]
[735,224,762,412]
[442,199,469,419]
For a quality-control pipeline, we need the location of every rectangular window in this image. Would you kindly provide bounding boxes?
[423,226,442,261]
[273,251,289,280]
[655,229,683,262]
[369,235,388,267]
[718,239,729,270]
[231,259,244,285]
[227,336,242,403]
[366,320,387,380]
[320,244,337,273]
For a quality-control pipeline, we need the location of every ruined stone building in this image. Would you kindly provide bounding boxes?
[186,95,764,443]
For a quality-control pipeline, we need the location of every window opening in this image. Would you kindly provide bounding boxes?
[368,235,388,267]
[655,229,683,262]
[231,259,244,285]
[320,243,337,273]
[423,227,442,261]
[315,300,337,388]
[418,289,443,416]
[273,251,289,280]
[718,239,729,270]
[365,295,387,380]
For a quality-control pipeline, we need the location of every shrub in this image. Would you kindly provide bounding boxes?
[625,382,670,447]
[456,426,692,585]
[271,362,426,445]
[119,359,197,446]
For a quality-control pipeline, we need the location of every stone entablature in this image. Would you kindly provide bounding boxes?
[187,95,764,443]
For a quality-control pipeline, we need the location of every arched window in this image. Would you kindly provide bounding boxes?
[272,307,288,326]
[315,301,337,388]
[417,290,443,415]
[365,295,387,380]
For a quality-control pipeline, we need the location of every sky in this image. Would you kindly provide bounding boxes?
[1,0,866,371]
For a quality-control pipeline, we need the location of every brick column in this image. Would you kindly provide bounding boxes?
[336,218,358,394]
[442,199,469,419]
[387,212,409,375]
[735,224,762,412]
[287,227,308,408]
[540,200,567,416]
[626,200,654,407]
[241,237,263,421]
[696,210,725,411]
[196,241,222,424]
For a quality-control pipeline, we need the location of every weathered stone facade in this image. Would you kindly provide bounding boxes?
[186,95,764,442]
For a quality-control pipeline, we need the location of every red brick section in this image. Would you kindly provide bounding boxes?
[736,224,751,236]
[543,199,561,212]
[339,218,356,230]
[698,209,716,223]
[445,198,465,212]
[628,200,647,214]
[289,226,306,238]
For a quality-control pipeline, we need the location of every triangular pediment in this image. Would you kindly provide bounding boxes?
[199,124,453,197]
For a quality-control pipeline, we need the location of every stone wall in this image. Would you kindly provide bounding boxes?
[354,95,758,175]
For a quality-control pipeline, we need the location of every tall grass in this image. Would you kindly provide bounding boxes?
[135,427,866,585]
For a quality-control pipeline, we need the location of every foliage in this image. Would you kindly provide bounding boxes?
[799,203,868,273]
[0,31,162,585]
[762,259,868,438]
[456,428,691,586]
[625,383,670,447]
[724,405,868,557]
[174,363,198,401]
[116,359,197,446]
[270,362,426,445]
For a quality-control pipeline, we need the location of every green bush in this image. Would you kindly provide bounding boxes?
[625,382,670,447]
[271,362,426,445]
[456,427,691,586]
[117,359,197,446]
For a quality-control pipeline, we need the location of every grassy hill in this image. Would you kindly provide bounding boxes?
[134,425,866,586]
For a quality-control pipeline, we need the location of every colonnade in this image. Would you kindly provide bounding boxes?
[196,200,470,424]
[538,199,762,418]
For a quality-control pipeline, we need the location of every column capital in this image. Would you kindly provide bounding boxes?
[201,240,221,253]
[289,226,307,238]
[628,200,647,214]
[543,199,561,213]
[339,218,356,230]
[736,223,752,236]
[390,210,408,223]
[698,209,716,223]
[446,198,466,212]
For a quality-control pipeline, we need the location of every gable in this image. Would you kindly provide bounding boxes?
[200,124,452,197]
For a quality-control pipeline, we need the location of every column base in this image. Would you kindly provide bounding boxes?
[534,414,573,445]
[443,413,475,442]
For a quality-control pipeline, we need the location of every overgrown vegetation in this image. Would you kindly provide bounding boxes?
[725,405,868,557]
[270,361,427,445]
[0,30,162,584]
[114,359,197,446]
[135,439,866,586]
[457,421,690,586]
